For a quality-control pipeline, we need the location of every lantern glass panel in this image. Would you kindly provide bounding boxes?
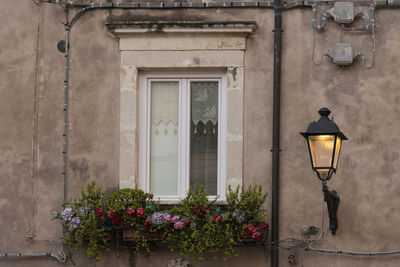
[333,136,342,170]
[308,135,335,168]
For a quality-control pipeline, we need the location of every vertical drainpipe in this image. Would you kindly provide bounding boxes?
[271,0,282,266]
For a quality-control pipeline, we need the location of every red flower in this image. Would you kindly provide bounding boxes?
[136,208,145,218]
[100,215,105,222]
[251,231,262,240]
[143,220,152,229]
[246,224,257,235]
[107,210,116,219]
[112,215,122,226]
[194,205,201,212]
[204,207,210,213]
[126,207,135,216]
[257,221,270,230]
[96,208,103,217]
[213,215,222,224]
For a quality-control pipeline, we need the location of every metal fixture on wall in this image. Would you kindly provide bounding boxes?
[312,2,376,69]
[327,43,358,65]
[301,108,347,235]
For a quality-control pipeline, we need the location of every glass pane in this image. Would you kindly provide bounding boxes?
[150,81,179,195]
[333,136,342,170]
[190,81,218,195]
[309,135,335,168]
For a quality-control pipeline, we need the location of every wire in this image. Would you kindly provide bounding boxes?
[0,251,66,263]
[361,4,376,70]
[267,201,400,259]
[312,29,328,66]
[306,246,400,257]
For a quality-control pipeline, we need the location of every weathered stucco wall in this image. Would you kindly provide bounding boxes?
[2,0,400,266]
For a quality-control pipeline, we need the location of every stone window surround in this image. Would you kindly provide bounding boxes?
[109,21,257,202]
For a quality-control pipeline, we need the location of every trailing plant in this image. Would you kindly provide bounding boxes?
[54,183,269,264]
[53,182,111,262]
[162,184,269,262]
[106,188,157,252]
[106,188,155,229]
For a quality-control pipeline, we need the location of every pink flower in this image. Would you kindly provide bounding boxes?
[174,221,184,230]
[164,214,171,222]
[143,220,152,229]
[96,208,103,217]
[107,210,116,219]
[246,224,257,235]
[251,231,262,240]
[171,215,180,223]
[112,215,122,226]
[257,221,270,230]
[126,207,135,216]
[136,208,145,218]
[213,215,222,224]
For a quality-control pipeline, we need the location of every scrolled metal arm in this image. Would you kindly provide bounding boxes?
[322,180,340,235]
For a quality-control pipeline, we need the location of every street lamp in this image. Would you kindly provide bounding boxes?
[301,107,347,235]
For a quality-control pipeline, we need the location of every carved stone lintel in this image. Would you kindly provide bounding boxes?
[322,181,340,235]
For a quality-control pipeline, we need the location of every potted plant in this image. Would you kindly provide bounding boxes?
[225,185,269,242]
[54,183,269,263]
[162,184,269,261]
[53,182,112,262]
[106,188,159,252]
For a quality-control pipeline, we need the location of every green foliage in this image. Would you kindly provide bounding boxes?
[107,188,156,252]
[54,183,269,264]
[163,184,268,262]
[107,188,154,213]
[227,185,268,222]
[54,182,111,263]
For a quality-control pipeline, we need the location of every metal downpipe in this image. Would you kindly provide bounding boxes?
[271,0,282,266]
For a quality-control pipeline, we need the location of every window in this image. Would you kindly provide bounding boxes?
[139,73,227,202]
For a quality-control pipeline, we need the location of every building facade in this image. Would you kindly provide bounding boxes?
[1,0,400,266]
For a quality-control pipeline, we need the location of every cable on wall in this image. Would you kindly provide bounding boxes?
[0,252,66,263]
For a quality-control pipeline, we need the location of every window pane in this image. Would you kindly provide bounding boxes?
[150,81,179,195]
[333,136,342,170]
[190,81,218,195]
[309,135,335,168]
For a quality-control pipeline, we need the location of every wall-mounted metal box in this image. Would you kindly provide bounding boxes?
[328,2,355,24]
[328,43,354,65]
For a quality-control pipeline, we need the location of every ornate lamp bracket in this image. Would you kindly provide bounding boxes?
[322,180,340,235]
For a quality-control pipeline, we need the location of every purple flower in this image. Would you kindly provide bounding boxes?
[149,212,165,226]
[233,210,245,223]
[69,217,81,229]
[61,207,73,222]
[79,206,89,215]
[174,221,184,230]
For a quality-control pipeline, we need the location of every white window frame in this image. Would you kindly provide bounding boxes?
[139,72,227,203]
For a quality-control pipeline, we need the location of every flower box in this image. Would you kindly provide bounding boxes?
[240,228,268,242]
[122,228,162,241]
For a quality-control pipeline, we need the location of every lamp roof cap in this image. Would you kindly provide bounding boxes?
[301,107,348,140]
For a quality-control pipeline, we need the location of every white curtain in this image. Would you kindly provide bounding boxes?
[150,81,179,196]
